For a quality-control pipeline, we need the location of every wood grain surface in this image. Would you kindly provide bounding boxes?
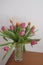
[6,51,43,65]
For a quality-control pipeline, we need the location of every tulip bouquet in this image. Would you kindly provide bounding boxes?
[0,18,40,60]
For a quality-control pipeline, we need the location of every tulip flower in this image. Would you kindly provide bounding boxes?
[10,18,13,24]
[31,26,35,33]
[20,31,25,36]
[10,25,14,31]
[4,46,10,52]
[28,22,31,26]
[1,26,7,31]
[21,23,26,28]
[16,22,21,26]
[31,40,37,45]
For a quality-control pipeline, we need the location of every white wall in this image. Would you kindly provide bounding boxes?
[0,0,43,64]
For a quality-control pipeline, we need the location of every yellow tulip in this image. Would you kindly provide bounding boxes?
[10,18,13,24]
[16,22,21,26]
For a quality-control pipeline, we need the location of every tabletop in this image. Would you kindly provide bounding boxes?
[6,51,43,65]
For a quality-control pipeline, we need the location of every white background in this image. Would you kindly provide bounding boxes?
[0,0,43,65]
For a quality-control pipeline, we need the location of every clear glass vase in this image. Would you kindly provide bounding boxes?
[14,43,23,62]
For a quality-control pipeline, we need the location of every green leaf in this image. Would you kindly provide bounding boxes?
[0,33,8,37]
[0,42,14,47]
[25,26,30,32]
[22,38,40,44]
[3,37,8,41]
[0,30,16,41]
[2,51,8,60]
[4,30,16,39]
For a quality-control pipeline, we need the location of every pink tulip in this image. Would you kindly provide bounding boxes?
[28,22,31,25]
[31,26,35,33]
[10,25,14,31]
[20,31,25,36]
[31,40,37,45]
[21,23,26,28]
[1,26,7,31]
[4,46,10,52]
[31,29,35,33]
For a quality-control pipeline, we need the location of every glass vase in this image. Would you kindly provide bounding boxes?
[14,43,23,62]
